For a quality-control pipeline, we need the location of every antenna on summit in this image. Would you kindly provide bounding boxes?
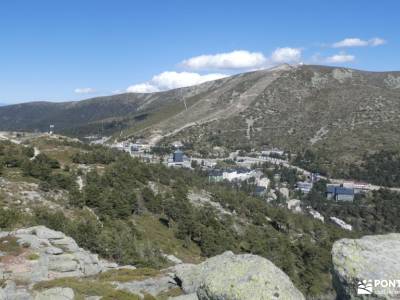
[49,124,54,135]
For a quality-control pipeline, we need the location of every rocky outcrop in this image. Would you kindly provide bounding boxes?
[332,234,400,299]
[0,226,131,299]
[174,251,305,300]
[1,227,308,300]
[33,287,74,300]
[330,217,352,231]
[0,226,117,284]
[115,274,177,298]
[0,280,31,300]
[170,294,199,300]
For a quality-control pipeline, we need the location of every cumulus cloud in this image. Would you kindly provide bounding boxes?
[127,71,228,93]
[74,87,96,94]
[326,53,355,63]
[332,37,386,48]
[127,47,304,93]
[270,47,302,63]
[181,48,303,71]
[369,37,386,46]
[181,50,267,70]
[126,83,159,93]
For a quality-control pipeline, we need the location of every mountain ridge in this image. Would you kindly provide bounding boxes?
[1,64,400,166]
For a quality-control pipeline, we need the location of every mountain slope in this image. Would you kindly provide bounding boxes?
[1,65,400,163]
[155,65,400,164]
[0,65,290,138]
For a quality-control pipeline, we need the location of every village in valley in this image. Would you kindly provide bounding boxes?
[3,125,393,234]
[83,133,390,232]
[3,126,398,234]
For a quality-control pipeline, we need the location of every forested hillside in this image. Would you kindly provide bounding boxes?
[2,136,400,297]
[0,136,357,297]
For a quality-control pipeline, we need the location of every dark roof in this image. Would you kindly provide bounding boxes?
[335,187,354,195]
[223,167,250,174]
[255,186,266,193]
[327,186,354,195]
[236,167,251,174]
[327,186,336,193]
[297,181,313,188]
[209,170,223,176]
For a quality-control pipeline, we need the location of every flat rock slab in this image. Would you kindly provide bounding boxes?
[332,233,400,299]
[175,251,305,300]
[34,287,74,300]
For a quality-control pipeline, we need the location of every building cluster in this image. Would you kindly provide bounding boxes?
[260,149,285,157]
[108,139,194,167]
[295,172,368,202]
[167,149,192,168]
[110,140,155,162]
[296,174,369,202]
[208,167,270,197]
[326,185,355,201]
[295,173,321,194]
[105,139,374,204]
[325,181,370,202]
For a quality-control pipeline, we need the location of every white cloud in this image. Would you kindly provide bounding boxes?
[270,47,302,63]
[127,71,228,93]
[333,38,367,48]
[326,53,355,63]
[181,50,267,70]
[369,37,386,46]
[127,47,304,93]
[74,87,96,94]
[181,48,303,71]
[332,37,386,48]
[126,83,159,93]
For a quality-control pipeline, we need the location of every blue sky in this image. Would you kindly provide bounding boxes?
[1,0,399,104]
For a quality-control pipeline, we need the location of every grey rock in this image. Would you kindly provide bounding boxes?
[0,280,32,300]
[85,297,102,300]
[99,259,119,270]
[34,287,74,300]
[45,247,63,255]
[164,254,183,265]
[171,264,197,293]
[332,234,400,299]
[15,234,50,249]
[169,294,199,300]
[33,227,65,240]
[115,275,177,298]
[0,232,9,239]
[48,254,78,272]
[175,251,304,300]
[50,237,79,252]
[1,226,118,284]
[117,265,136,270]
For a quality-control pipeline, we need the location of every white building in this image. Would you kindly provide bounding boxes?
[256,177,270,189]
[222,169,256,182]
[261,149,285,156]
